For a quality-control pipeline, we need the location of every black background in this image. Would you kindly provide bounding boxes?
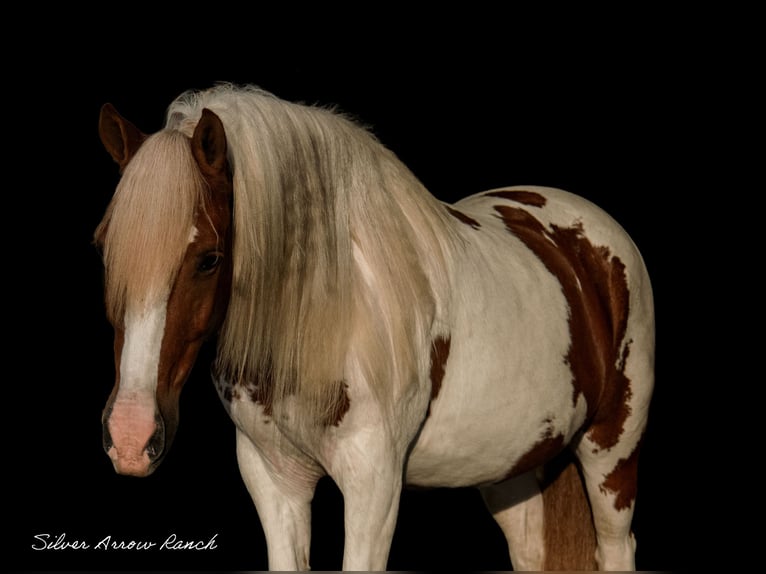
[5,11,751,572]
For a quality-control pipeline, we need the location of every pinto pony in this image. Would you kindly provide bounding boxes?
[95,84,654,571]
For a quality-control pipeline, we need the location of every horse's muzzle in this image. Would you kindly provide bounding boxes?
[102,399,166,477]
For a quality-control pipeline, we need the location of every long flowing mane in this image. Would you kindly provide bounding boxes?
[163,84,459,424]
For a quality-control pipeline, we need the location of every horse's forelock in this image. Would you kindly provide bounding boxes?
[100,129,206,322]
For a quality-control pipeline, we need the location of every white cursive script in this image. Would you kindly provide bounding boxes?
[160,533,218,551]
[95,535,157,551]
[32,532,219,551]
[32,533,90,551]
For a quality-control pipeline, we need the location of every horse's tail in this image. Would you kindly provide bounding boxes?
[540,451,597,570]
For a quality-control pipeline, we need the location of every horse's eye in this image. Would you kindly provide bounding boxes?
[198,252,223,274]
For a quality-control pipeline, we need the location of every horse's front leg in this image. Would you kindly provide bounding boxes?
[331,431,406,570]
[236,429,321,570]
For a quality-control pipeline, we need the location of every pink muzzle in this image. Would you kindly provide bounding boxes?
[103,397,165,477]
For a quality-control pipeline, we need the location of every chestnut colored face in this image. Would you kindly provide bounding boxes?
[96,105,232,476]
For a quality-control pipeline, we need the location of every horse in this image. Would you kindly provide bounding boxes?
[94,83,654,571]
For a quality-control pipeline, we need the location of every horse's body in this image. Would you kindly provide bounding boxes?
[95,84,654,571]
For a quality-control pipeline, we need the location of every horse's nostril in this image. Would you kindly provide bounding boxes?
[102,423,114,453]
[145,432,163,460]
[102,402,115,454]
[145,413,166,461]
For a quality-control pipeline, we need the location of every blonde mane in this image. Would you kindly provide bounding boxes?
[102,84,459,427]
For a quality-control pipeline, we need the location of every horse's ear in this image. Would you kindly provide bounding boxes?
[99,103,147,172]
[191,108,229,187]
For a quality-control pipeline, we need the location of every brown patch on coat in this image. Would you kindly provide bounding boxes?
[493,205,632,449]
[245,376,349,427]
[485,189,548,207]
[424,336,451,419]
[321,381,351,427]
[248,380,274,417]
[445,206,481,229]
[600,437,643,511]
[429,336,451,400]
[588,340,633,450]
[217,378,240,403]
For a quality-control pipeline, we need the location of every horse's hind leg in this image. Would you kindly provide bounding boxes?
[576,430,642,570]
[575,262,654,570]
[479,471,545,571]
[576,355,653,570]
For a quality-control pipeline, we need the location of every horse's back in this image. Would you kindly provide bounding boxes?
[455,185,651,282]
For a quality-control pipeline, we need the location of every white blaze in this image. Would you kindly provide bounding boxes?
[106,298,169,475]
[118,300,168,400]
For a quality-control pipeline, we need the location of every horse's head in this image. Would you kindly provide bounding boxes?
[95,104,232,476]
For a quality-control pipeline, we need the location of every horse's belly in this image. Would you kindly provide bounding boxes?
[405,372,586,488]
[406,225,588,488]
